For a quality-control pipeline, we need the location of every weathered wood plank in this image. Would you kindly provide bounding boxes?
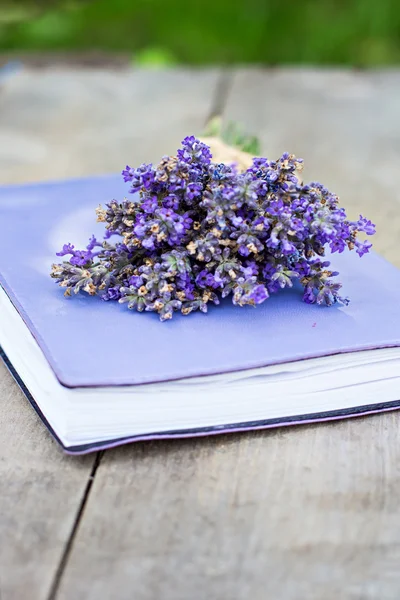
[0,67,221,599]
[59,418,400,600]
[57,69,400,600]
[0,67,220,183]
[0,361,93,600]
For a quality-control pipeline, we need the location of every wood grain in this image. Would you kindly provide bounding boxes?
[55,69,400,600]
[58,418,400,600]
[0,361,93,600]
[0,67,221,599]
[0,67,220,184]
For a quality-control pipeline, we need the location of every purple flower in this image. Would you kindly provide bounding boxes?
[355,239,372,257]
[177,273,195,300]
[56,236,101,266]
[56,243,75,256]
[195,269,217,289]
[354,215,376,236]
[250,284,269,304]
[177,136,212,166]
[69,252,92,267]
[185,182,203,202]
[103,286,121,301]
[122,165,135,183]
[124,163,155,193]
[162,195,180,210]
[51,135,375,320]
[329,238,346,253]
[303,287,316,304]
[142,196,159,214]
[242,261,259,278]
[128,275,144,288]
[142,237,156,250]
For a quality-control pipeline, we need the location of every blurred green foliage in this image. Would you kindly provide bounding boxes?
[1,0,400,65]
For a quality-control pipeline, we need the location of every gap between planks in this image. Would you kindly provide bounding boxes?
[47,452,104,600]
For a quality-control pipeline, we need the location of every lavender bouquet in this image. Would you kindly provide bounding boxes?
[51,129,375,321]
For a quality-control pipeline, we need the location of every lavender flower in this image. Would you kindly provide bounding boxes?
[56,235,102,267]
[51,135,375,321]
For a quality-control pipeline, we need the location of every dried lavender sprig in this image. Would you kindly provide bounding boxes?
[51,135,375,321]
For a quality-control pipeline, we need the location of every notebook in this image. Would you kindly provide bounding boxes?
[1,175,400,454]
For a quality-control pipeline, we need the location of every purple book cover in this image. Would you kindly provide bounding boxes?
[1,175,400,453]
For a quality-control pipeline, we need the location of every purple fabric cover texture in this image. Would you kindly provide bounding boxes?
[1,175,400,391]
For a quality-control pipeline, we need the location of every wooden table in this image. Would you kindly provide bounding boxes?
[1,66,400,600]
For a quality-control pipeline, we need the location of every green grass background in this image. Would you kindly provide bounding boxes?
[1,0,400,65]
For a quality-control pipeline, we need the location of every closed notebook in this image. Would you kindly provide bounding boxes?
[1,175,400,454]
